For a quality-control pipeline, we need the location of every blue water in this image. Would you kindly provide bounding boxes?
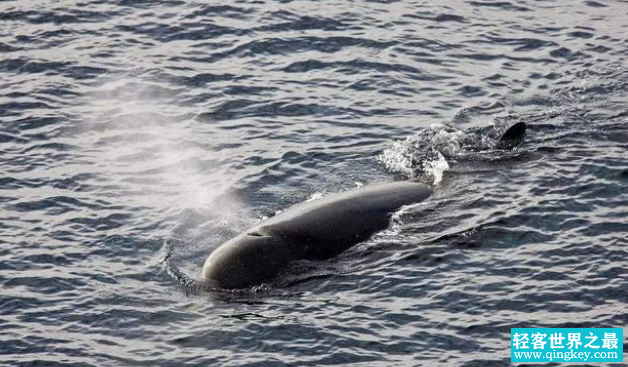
[1,0,627,366]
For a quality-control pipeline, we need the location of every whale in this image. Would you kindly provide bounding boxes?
[202,181,433,289]
[200,122,527,289]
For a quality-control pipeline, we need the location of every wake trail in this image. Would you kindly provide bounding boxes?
[162,240,212,291]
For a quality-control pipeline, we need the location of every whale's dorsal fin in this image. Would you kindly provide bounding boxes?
[495,122,526,150]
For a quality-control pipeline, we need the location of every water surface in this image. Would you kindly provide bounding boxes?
[1,0,627,365]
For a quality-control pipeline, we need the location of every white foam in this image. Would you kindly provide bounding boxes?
[423,149,449,185]
[378,123,458,185]
[306,192,325,202]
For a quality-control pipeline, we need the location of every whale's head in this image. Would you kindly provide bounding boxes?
[201,232,294,289]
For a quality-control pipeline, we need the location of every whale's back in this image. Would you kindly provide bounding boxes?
[202,181,432,289]
[253,181,432,258]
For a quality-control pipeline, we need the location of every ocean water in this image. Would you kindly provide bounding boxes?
[1,0,627,366]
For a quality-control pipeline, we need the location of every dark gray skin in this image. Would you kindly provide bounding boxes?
[202,181,432,289]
